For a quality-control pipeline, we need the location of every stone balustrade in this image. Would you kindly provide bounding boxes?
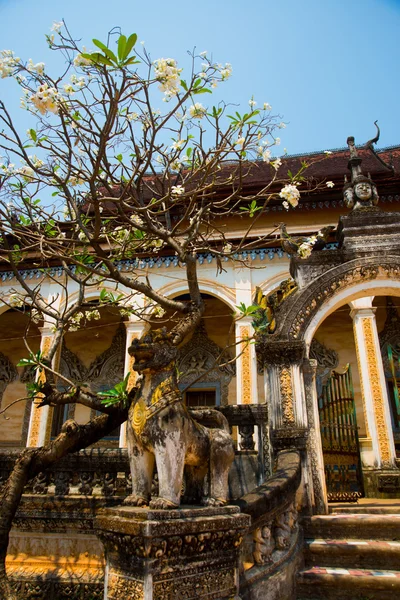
[235,450,303,600]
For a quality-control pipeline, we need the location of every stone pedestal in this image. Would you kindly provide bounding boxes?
[96,505,250,600]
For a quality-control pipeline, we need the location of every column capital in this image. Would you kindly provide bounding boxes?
[349,306,376,320]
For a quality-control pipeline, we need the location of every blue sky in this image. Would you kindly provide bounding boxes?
[1,0,399,155]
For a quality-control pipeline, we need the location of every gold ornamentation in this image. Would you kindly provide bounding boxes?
[279,367,295,426]
[240,326,252,404]
[108,572,143,599]
[352,320,370,437]
[361,317,391,464]
[132,399,147,437]
[28,336,52,447]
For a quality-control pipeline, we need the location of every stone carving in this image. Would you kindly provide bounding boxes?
[60,322,125,391]
[125,328,235,509]
[274,511,291,550]
[238,424,255,451]
[0,350,18,408]
[253,523,274,564]
[177,320,235,405]
[107,573,143,599]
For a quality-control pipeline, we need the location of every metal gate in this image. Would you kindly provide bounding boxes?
[318,364,364,501]
[387,344,400,449]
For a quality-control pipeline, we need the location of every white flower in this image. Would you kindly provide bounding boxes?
[51,21,63,33]
[171,139,185,151]
[282,200,289,211]
[278,122,286,129]
[219,63,232,80]
[199,51,207,57]
[30,83,62,115]
[130,214,144,227]
[236,137,245,146]
[324,150,332,155]
[63,84,75,95]
[153,58,182,98]
[73,53,91,67]
[171,185,185,198]
[69,175,84,186]
[263,102,272,110]
[78,231,89,243]
[326,181,334,188]
[223,243,232,253]
[0,50,20,78]
[271,158,282,170]
[28,155,44,169]
[153,305,166,319]
[279,184,300,208]
[170,159,182,171]
[17,165,35,180]
[9,293,24,308]
[248,98,257,108]
[189,102,207,119]
[298,242,313,259]
[127,112,139,122]
[27,59,45,75]
[262,149,271,163]
[275,137,281,146]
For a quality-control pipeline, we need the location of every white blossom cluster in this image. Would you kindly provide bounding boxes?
[0,50,20,78]
[27,59,45,75]
[189,103,207,119]
[30,83,62,115]
[153,58,182,99]
[279,184,300,209]
[171,185,185,198]
[8,293,24,308]
[69,309,101,332]
[298,235,318,259]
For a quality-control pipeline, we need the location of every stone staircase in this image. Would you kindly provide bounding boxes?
[297,502,400,600]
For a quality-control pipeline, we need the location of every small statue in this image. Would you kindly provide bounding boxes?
[274,512,291,550]
[343,135,380,210]
[253,523,274,565]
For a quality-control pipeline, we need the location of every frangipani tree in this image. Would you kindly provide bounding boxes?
[0,21,327,598]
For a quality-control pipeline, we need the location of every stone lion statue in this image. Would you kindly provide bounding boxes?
[124,328,235,509]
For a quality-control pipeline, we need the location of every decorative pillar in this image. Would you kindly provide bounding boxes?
[302,358,328,514]
[119,320,146,448]
[349,298,396,469]
[235,319,258,405]
[26,327,58,447]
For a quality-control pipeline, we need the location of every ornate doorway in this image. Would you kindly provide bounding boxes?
[318,365,364,501]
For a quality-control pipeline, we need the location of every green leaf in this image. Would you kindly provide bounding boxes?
[92,39,118,64]
[180,79,188,91]
[123,33,137,59]
[193,88,211,94]
[29,129,37,143]
[117,34,127,62]
[115,154,123,162]
[122,56,140,66]
[91,53,114,67]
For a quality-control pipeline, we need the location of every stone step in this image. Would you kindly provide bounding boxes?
[329,500,400,515]
[305,538,400,570]
[303,513,400,540]
[297,566,400,600]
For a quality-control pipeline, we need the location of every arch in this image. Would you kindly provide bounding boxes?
[304,280,400,348]
[157,278,237,312]
[273,256,400,344]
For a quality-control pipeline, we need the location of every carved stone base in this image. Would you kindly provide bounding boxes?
[362,468,400,498]
[96,505,250,600]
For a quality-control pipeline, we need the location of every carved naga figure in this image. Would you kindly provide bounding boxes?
[125,328,235,509]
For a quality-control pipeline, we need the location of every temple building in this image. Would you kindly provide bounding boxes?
[1,138,400,599]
